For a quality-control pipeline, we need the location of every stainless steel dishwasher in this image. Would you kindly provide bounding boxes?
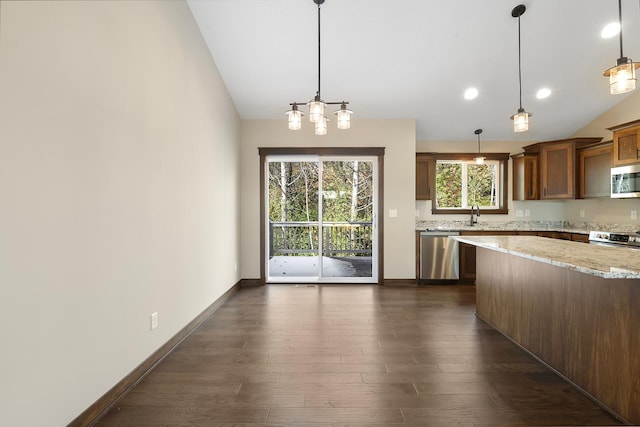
[420,231,460,282]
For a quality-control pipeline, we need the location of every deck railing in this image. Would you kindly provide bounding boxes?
[269,221,373,257]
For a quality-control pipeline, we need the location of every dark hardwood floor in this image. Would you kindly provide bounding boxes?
[95,285,623,426]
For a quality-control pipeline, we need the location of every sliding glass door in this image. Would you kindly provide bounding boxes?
[265,155,378,283]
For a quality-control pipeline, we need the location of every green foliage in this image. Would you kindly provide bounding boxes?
[468,164,497,207]
[267,160,373,222]
[267,160,374,257]
[435,161,498,208]
[268,162,319,222]
[435,162,462,208]
[322,161,373,222]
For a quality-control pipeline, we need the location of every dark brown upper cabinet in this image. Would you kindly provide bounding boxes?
[522,137,602,200]
[415,153,434,200]
[609,119,640,166]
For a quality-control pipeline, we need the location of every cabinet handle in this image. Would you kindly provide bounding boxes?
[543,188,547,197]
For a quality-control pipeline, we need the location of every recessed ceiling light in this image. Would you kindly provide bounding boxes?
[601,22,620,39]
[536,88,552,99]
[464,87,478,100]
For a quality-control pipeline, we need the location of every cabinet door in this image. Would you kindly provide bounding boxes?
[613,127,640,166]
[537,231,559,239]
[571,233,590,243]
[512,154,539,200]
[578,144,612,198]
[541,142,574,199]
[458,243,476,283]
[416,154,433,200]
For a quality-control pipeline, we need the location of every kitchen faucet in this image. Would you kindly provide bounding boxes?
[470,205,480,226]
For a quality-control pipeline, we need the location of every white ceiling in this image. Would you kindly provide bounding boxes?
[187,0,640,142]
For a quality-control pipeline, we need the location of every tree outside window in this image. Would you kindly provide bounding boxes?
[432,153,509,214]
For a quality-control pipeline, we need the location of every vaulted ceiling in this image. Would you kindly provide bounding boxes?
[187,0,640,142]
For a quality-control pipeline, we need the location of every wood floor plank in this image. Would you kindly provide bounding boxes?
[115,391,305,408]
[302,393,498,409]
[95,285,623,426]
[266,407,405,423]
[96,406,269,423]
[237,382,419,396]
[402,407,618,425]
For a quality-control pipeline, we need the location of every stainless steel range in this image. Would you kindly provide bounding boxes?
[588,230,640,248]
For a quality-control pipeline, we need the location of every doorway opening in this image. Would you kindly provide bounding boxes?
[259,148,384,284]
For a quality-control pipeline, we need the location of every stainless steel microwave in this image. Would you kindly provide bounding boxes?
[611,164,640,198]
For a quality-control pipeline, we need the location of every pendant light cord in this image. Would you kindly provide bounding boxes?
[317,1,321,98]
[619,0,624,58]
[517,14,523,110]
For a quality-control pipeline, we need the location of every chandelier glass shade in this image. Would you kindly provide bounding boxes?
[286,0,352,135]
[335,103,353,129]
[286,104,304,130]
[603,0,638,95]
[315,117,329,135]
[308,98,326,123]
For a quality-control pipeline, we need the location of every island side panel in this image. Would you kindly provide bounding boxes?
[475,247,640,425]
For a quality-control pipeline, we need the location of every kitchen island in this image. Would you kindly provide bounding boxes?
[452,235,640,425]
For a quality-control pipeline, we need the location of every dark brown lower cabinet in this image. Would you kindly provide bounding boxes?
[458,242,476,283]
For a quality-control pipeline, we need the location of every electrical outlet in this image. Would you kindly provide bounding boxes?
[415,209,420,217]
[389,209,398,218]
[579,210,585,218]
[234,262,238,273]
[150,312,158,330]
[524,209,531,217]
[632,211,638,220]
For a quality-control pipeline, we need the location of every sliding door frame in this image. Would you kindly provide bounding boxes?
[259,147,385,285]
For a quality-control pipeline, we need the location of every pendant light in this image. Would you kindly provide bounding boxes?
[474,129,485,164]
[510,4,531,133]
[603,0,639,94]
[286,0,352,135]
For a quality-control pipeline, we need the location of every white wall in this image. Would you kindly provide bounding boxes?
[0,2,240,425]
[240,119,416,280]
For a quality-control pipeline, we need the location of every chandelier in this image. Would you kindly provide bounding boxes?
[286,0,352,135]
[603,0,639,94]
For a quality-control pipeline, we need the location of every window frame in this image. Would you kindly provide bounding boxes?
[431,153,509,215]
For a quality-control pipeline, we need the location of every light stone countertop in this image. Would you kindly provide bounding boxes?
[451,235,640,279]
[416,220,639,234]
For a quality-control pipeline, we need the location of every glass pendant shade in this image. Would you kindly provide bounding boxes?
[314,117,329,135]
[606,60,637,94]
[308,100,326,123]
[512,109,530,132]
[335,105,353,129]
[475,156,485,165]
[286,107,304,130]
